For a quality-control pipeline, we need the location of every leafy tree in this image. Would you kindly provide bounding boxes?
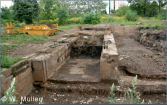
[1,6,13,20]
[148,1,158,17]
[13,0,39,24]
[157,0,167,13]
[38,0,61,20]
[59,0,107,17]
[56,7,68,25]
[128,0,160,17]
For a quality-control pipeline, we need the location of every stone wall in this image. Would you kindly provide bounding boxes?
[1,60,34,100]
[31,43,71,82]
[100,33,121,82]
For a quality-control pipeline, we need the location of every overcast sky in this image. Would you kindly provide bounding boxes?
[1,1,13,8]
[1,0,128,8]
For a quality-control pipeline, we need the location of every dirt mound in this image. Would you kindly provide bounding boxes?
[135,28,166,53]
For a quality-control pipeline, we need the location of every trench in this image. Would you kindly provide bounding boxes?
[48,35,104,83]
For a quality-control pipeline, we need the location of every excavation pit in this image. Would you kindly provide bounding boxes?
[31,33,120,83]
[48,36,103,83]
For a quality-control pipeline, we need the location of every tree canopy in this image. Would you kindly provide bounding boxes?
[59,0,107,17]
[13,0,39,24]
[128,0,166,17]
[38,0,61,20]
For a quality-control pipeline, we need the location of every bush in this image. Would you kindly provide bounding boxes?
[111,9,116,14]
[117,5,130,17]
[156,12,166,20]
[82,12,101,24]
[56,8,68,25]
[125,10,137,21]
[67,17,81,24]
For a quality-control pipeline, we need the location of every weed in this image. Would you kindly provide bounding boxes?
[1,78,18,104]
[1,78,43,104]
[108,75,152,104]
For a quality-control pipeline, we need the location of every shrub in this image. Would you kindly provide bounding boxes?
[157,12,166,20]
[117,5,130,17]
[109,75,152,104]
[82,12,101,24]
[125,10,137,21]
[111,9,116,14]
[67,17,81,24]
[56,8,68,25]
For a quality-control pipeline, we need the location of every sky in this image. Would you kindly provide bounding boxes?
[1,1,13,8]
[1,0,128,8]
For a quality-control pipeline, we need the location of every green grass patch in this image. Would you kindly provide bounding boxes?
[1,44,22,68]
[102,15,166,28]
[1,33,57,44]
[59,24,86,30]
[1,44,19,55]
[1,54,22,68]
[55,31,60,34]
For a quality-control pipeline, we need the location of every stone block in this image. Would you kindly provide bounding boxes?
[10,60,29,75]
[32,70,45,82]
[1,75,7,95]
[100,33,121,81]
[45,56,54,78]
[15,73,34,92]
[32,60,43,71]
[18,68,32,82]
[6,75,13,88]
[1,68,12,77]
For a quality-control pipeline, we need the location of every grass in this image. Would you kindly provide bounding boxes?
[1,44,19,54]
[59,24,86,30]
[1,44,23,68]
[1,33,57,44]
[102,16,166,29]
[108,75,152,104]
[1,54,22,68]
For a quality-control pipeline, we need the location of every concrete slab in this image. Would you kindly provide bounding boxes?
[48,57,100,83]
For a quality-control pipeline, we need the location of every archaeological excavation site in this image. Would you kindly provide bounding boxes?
[1,24,166,104]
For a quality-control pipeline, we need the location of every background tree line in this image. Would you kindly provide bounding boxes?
[1,0,166,25]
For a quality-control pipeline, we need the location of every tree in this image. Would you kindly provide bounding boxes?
[38,0,61,20]
[128,0,160,17]
[1,6,13,20]
[56,7,68,24]
[157,0,166,13]
[149,1,158,17]
[13,0,39,24]
[59,0,107,17]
